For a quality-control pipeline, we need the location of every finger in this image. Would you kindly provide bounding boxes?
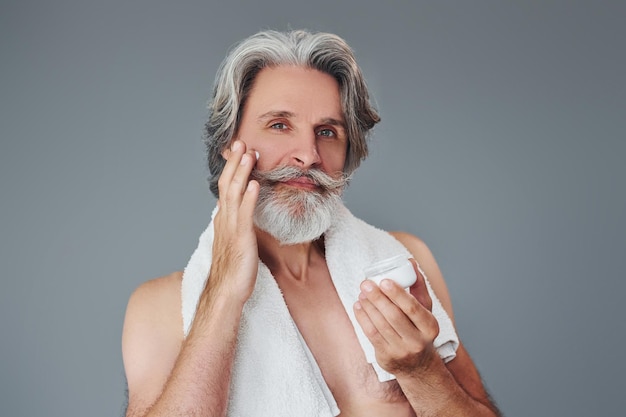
[357,281,402,345]
[408,259,433,311]
[353,299,394,348]
[217,140,246,203]
[222,150,257,226]
[228,151,256,200]
[379,279,435,336]
[364,279,428,339]
[238,179,259,229]
[353,301,376,337]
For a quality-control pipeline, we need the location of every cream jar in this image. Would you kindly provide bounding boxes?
[363,255,417,288]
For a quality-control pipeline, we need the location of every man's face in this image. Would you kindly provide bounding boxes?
[233,65,348,179]
[230,66,349,244]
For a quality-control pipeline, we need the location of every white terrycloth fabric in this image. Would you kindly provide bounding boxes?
[181,203,459,416]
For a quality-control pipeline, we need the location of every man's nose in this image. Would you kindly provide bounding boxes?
[290,131,321,168]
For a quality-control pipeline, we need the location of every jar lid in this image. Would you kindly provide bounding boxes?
[363,255,409,276]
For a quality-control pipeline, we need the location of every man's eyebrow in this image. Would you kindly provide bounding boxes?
[257,111,346,129]
[257,110,295,122]
[320,118,346,129]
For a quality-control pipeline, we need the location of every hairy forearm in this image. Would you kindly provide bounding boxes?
[397,358,500,417]
[135,291,243,417]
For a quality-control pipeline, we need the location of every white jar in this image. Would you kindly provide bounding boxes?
[363,255,417,288]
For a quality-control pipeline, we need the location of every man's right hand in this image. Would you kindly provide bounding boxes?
[123,141,260,417]
[205,140,260,305]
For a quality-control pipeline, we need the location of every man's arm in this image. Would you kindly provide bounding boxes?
[122,141,260,417]
[122,274,249,417]
[354,232,501,416]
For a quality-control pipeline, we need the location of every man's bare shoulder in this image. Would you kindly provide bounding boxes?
[129,271,184,306]
[389,232,437,272]
[388,231,428,256]
[123,272,184,411]
[124,271,184,336]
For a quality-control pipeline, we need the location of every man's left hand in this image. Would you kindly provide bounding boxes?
[353,259,441,376]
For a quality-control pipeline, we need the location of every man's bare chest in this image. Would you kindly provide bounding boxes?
[274,268,412,412]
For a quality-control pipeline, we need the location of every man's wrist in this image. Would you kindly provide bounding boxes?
[395,354,469,416]
[191,283,246,333]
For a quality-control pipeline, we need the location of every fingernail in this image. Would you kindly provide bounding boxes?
[240,154,250,165]
[354,301,362,310]
[362,281,374,292]
[232,141,241,151]
[381,279,393,290]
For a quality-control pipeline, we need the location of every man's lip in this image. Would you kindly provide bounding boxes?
[281,178,319,190]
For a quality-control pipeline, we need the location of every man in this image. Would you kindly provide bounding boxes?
[122,30,501,416]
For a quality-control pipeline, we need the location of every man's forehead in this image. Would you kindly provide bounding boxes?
[243,66,344,118]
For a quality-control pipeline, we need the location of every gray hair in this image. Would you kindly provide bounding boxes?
[204,29,381,197]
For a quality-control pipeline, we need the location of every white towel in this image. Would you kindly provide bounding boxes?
[181,203,459,416]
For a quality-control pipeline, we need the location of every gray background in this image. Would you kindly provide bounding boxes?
[1,1,624,416]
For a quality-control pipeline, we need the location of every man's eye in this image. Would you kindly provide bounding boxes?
[270,123,288,130]
[317,129,335,137]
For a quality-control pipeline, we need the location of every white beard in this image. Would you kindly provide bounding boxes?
[253,184,343,245]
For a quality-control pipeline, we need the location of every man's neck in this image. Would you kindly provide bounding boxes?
[255,228,326,283]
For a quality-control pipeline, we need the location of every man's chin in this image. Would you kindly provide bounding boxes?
[253,184,342,246]
[253,217,328,246]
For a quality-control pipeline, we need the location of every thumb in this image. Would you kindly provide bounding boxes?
[408,258,433,312]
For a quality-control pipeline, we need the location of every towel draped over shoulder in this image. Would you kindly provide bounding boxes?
[181,204,459,417]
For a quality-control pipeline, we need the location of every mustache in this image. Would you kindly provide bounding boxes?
[250,166,350,192]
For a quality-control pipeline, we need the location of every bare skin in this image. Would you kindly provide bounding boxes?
[122,66,501,416]
[122,232,498,416]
